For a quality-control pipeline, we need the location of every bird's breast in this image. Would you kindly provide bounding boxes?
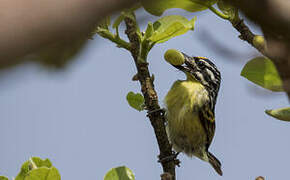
[164,80,209,157]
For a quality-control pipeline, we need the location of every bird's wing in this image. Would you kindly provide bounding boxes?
[199,104,216,150]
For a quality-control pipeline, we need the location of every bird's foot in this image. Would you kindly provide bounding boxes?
[158,151,181,167]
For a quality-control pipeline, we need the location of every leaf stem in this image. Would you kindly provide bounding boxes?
[194,2,230,20]
[207,5,230,20]
[96,28,131,50]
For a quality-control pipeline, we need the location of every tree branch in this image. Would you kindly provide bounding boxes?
[228,9,290,99]
[124,16,176,180]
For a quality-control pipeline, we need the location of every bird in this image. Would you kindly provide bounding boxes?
[163,49,222,176]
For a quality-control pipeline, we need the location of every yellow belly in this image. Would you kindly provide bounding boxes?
[164,80,209,158]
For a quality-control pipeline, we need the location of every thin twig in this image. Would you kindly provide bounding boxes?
[230,17,266,54]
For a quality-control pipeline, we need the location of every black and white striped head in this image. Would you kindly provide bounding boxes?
[172,53,221,109]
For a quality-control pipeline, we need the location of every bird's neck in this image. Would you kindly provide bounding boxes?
[186,73,199,82]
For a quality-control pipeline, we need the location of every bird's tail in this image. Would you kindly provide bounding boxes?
[207,151,223,176]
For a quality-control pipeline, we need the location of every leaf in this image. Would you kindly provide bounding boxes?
[15,157,59,180]
[144,22,154,40]
[141,0,217,16]
[104,166,135,180]
[29,157,52,168]
[149,15,196,44]
[241,56,283,91]
[126,92,145,111]
[0,176,9,180]
[217,0,237,20]
[265,107,290,121]
[15,161,33,180]
[24,167,61,180]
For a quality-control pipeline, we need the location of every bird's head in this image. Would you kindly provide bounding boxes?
[164,49,221,105]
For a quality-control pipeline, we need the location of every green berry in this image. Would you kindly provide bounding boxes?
[164,49,185,66]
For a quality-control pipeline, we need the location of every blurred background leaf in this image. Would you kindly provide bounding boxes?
[0,37,88,70]
[33,37,88,69]
[141,0,217,16]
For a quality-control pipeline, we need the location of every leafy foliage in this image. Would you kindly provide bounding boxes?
[11,157,61,180]
[1,158,135,180]
[265,107,290,122]
[141,0,217,16]
[241,57,283,91]
[22,167,60,180]
[149,15,196,44]
[126,92,145,111]
[104,166,135,180]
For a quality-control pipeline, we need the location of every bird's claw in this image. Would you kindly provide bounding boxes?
[158,151,181,167]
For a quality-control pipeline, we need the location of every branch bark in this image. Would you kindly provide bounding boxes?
[124,16,176,180]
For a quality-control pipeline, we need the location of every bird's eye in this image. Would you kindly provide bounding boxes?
[196,60,204,67]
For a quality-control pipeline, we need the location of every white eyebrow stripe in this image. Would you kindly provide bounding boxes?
[195,71,208,85]
[206,69,216,81]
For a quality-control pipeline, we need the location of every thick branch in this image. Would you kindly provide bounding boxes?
[124,17,176,180]
[227,0,290,39]
[0,0,134,61]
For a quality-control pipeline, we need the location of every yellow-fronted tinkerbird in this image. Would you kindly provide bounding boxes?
[164,49,222,176]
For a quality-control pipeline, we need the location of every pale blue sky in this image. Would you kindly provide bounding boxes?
[0,8,288,180]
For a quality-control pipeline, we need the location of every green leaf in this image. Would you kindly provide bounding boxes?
[143,22,154,40]
[241,56,283,91]
[15,157,59,180]
[217,0,237,20]
[24,167,60,180]
[126,92,145,111]
[29,157,52,168]
[265,107,290,121]
[104,166,135,180]
[149,15,196,44]
[141,0,217,16]
[0,176,9,180]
